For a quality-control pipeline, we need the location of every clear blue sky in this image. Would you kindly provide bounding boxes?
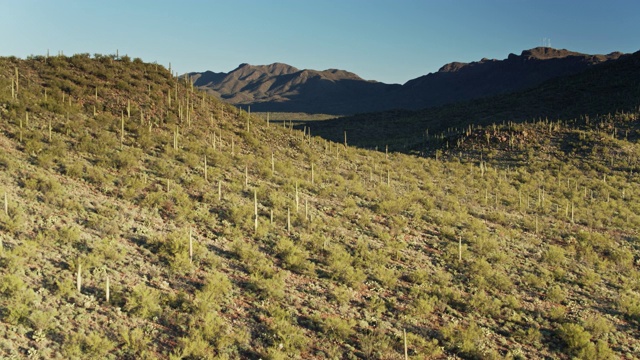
[1,0,638,84]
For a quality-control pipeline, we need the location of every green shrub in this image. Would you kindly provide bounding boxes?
[329,285,352,306]
[112,148,141,171]
[63,331,116,360]
[617,292,640,320]
[0,203,25,234]
[579,268,601,288]
[469,290,502,317]
[187,310,233,353]
[513,326,542,346]
[154,230,200,274]
[558,323,591,356]
[358,329,394,359]
[63,159,85,178]
[544,245,566,267]
[0,274,36,325]
[407,294,438,319]
[441,321,484,357]
[193,271,232,314]
[274,236,314,275]
[325,244,366,287]
[249,270,286,300]
[318,315,355,341]
[407,268,431,285]
[124,284,162,319]
[263,304,308,354]
[371,264,398,288]
[547,305,567,321]
[546,284,568,303]
[582,314,613,340]
[120,327,152,358]
[405,332,443,358]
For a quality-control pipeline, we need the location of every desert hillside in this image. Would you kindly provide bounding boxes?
[0,54,639,359]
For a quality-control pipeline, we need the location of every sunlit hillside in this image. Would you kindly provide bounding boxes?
[0,54,639,359]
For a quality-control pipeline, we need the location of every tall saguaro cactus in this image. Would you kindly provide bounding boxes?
[105,275,110,303]
[254,190,258,233]
[271,152,275,175]
[14,67,19,94]
[120,111,125,149]
[77,263,82,293]
[189,227,193,264]
[295,182,299,213]
[204,155,208,182]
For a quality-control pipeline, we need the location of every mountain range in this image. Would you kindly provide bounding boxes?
[306,48,640,152]
[189,47,625,115]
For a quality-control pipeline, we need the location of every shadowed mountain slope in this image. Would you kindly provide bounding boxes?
[306,49,640,152]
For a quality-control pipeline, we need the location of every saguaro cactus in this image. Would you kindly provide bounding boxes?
[120,111,125,149]
[295,182,299,213]
[189,227,193,264]
[254,190,258,233]
[77,263,82,293]
[204,155,208,182]
[105,275,110,303]
[571,202,575,223]
[271,152,275,174]
[14,67,19,94]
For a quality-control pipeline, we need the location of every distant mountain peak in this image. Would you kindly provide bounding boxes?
[438,61,469,73]
[520,47,583,59]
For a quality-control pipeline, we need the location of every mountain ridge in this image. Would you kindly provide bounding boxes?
[189,47,627,114]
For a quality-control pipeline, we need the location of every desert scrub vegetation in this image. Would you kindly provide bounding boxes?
[0,54,639,359]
